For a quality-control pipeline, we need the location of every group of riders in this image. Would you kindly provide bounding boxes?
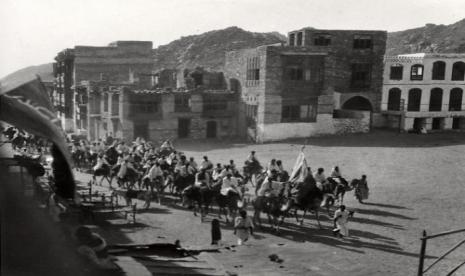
[3,126,369,226]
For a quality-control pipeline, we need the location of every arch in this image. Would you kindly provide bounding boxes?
[449,88,463,111]
[229,78,241,93]
[341,96,373,111]
[429,88,443,111]
[432,61,446,80]
[387,88,401,111]
[410,64,424,80]
[407,88,422,111]
[452,61,465,81]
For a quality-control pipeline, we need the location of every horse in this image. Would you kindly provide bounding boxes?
[112,164,141,189]
[92,163,112,186]
[172,173,195,199]
[242,161,263,187]
[253,194,286,233]
[321,177,352,205]
[281,183,328,228]
[182,185,215,222]
[214,184,245,224]
[142,176,169,205]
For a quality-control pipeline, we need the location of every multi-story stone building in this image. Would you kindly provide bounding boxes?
[52,41,153,133]
[381,53,465,131]
[224,27,387,142]
[74,80,238,141]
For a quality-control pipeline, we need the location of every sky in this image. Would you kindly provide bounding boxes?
[1,0,464,78]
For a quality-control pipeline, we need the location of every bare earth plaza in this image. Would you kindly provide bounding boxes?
[1,1,465,275]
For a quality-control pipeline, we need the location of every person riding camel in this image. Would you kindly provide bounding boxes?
[189,157,198,171]
[200,156,214,173]
[93,154,110,172]
[160,139,173,150]
[175,155,188,177]
[257,176,274,198]
[329,166,349,186]
[267,159,280,175]
[314,167,328,189]
[276,160,284,173]
[220,165,233,179]
[282,168,317,211]
[212,163,223,184]
[146,161,164,184]
[195,168,211,188]
[221,173,241,198]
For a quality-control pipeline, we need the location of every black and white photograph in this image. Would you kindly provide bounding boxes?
[1,0,465,275]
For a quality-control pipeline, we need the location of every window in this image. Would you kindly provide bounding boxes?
[282,102,317,122]
[314,34,331,46]
[389,64,403,80]
[300,103,317,122]
[353,35,372,49]
[203,97,227,112]
[410,64,424,80]
[407,88,422,111]
[289,33,295,46]
[387,88,401,111]
[452,62,465,81]
[103,93,109,112]
[296,32,303,46]
[174,94,190,112]
[281,105,300,122]
[432,61,446,80]
[429,88,443,112]
[131,101,159,114]
[304,69,311,81]
[112,94,119,116]
[246,57,260,86]
[351,63,372,88]
[449,88,463,111]
[286,67,304,81]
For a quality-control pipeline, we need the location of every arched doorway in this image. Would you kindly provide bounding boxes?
[341,96,373,111]
[387,88,401,111]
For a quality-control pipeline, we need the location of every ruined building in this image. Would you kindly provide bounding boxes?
[224,28,387,142]
[52,41,153,134]
[381,53,465,131]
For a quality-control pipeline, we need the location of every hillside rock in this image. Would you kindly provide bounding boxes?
[152,26,286,71]
[387,18,465,55]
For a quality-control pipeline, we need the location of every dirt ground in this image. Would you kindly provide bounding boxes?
[79,130,465,276]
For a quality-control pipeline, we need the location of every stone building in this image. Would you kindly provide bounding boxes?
[74,81,238,142]
[224,28,387,142]
[52,41,153,133]
[381,53,465,131]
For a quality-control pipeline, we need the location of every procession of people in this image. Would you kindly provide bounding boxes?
[3,127,370,241]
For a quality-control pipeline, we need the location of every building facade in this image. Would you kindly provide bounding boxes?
[52,41,153,133]
[224,28,387,142]
[381,53,465,131]
[74,81,238,142]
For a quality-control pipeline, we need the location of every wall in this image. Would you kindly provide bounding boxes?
[255,111,370,142]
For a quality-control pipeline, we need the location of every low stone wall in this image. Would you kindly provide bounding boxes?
[333,117,370,134]
[256,111,371,142]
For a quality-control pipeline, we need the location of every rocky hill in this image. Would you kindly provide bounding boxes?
[152,26,286,71]
[386,18,465,55]
[6,19,465,81]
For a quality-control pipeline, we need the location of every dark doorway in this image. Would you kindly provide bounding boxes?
[206,121,217,138]
[178,118,190,138]
[432,118,441,130]
[134,122,149,139]
[387,88,401,111]
[407,89,422,111]
[452,118,460,129]
[413,118,423,131]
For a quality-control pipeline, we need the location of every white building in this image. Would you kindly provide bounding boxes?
[381,53,465,131]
